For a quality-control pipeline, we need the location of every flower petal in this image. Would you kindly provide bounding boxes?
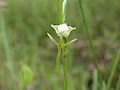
[68,26,76,31]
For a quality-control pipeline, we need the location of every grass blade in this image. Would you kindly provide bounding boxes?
[102,81,106,90]
[78,0,98,73]
[92,69,98,90]
[0,11,15,89]
[115,76,120,90]
[78,0,102,84]
[106,48,120,90]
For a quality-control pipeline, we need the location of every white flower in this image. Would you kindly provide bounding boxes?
[58,24,69,33]
[51,23,76,38]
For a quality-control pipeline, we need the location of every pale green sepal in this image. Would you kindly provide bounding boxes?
[51,25,61,37]
[51,25,59,32]
[64,26,76,38]
[47,33,58,46]
[62,38,77,47]
[68,26,76,31]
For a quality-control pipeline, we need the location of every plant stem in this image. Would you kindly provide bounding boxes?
[62,37,68,90]
[54,45,61,90]
[115,76,120,90]
[78,0,102,84]
[78,0,98,73]
[57,0,68,90]
[54,0,63,89]
[106,48,120,90]
[55,46,61,74]
[57,0,63,23]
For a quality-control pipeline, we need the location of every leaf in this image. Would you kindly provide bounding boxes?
[19,64,33,86]
[92,69,98,90]
[115,76,120,90]
[62,38,77,47]
[102,81,106,90]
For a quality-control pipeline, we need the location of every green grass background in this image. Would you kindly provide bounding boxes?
[0,0,120,90]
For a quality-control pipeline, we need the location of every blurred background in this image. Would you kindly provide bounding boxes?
[0,0,120,90]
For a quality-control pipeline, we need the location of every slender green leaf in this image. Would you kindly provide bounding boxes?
[92,70,98,90]
[106,48,120,90]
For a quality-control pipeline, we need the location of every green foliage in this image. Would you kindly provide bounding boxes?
[19,64,33,86]
[115,76,120,90]
[0,0,120,90]
[92,70,98,90]
[106,49,120,90]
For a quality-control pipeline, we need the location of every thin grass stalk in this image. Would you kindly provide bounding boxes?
[62,37,68,90]
[57,0,63,23]
[115,76,120,90]
[106,48,120,90]
[92,70,98,90]
[0,11,15,88]
[61,0,68,89]
[102,81,106,90]
[78,0,98,72]
[54,0,63,89]
[78,0,102,84]
[54,45,61,90]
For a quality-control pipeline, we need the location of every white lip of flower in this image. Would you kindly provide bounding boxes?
[58,24,69,33]
[51,23,76,38]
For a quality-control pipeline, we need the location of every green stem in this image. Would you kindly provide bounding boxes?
[62,37,68,90]
[78,0,102,84]
[57,0,68,89]
[54,45,61,90]
[115,76,120,90]
[57,0,63,23]
[54,0,63,90]
[78,0,98,73]
[55,46,61,74]
[106,48,120,90]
